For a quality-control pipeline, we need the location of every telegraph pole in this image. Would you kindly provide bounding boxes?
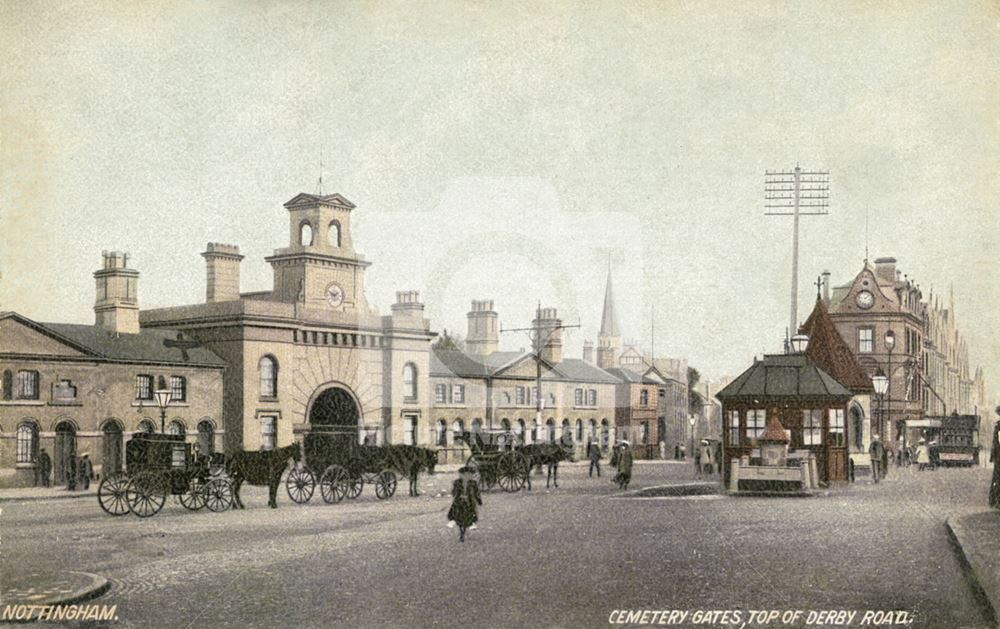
[501,302,580,444]
[765,166,830,339]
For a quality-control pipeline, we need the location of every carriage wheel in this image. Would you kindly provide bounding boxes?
[320,465,349,504]
[498,452,528,493]
[285,467,315,504]
[179,478,207,511]
[98,474,131,516]
[203,478,234,512]
[375,470,397,499]
[346,475,363,499]
[125,471,167,518]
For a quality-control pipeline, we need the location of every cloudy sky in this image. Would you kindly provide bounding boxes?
[1,1,997,390]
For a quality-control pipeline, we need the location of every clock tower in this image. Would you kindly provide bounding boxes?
[266,192,371,311]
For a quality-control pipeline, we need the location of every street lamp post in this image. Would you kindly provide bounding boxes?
[883,330,896,441]
[872,369,888,449]
[688,415,697,463]
[154,388,172,434]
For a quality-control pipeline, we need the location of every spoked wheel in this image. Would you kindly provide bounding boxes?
[179,478,207,511]
[125,471,167,518]
[345,475,363,499]
[320,465,349,504]
[285,466,315,504]
[375,470,397,499]
[498,452,528,492]
[98,474,131,516]
[203,478,234,512]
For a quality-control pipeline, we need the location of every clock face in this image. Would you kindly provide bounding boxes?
[855,290,874,309]
[326,283,344,307]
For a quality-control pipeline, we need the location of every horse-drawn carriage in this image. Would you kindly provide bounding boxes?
[285,429,405,504]
[456,431,530,492]
[97,433,233,517]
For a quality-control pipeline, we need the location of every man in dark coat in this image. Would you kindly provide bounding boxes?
[869,435,886,483]
[37,448,52,487]
[66,454,77,491]
[989,414,1000,509]
[588,440,601,478]
[616,441,634,490]
[447,466,482,542]
[77,453,95,490]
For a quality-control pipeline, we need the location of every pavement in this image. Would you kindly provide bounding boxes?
[948,510,1000,626]
[0,486,97,503]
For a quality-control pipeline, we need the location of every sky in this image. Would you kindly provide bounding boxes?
[1,1,998,393]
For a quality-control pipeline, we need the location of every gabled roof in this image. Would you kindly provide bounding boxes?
[430,349,619,384]
[283,192,356,210]
[800,296,874,393]
[716,354,852,401]
[605,367,644,383]
[0,313,225,367]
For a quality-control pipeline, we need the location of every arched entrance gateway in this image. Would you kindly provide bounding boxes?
[53,421,77,486]
[307,386,361,452]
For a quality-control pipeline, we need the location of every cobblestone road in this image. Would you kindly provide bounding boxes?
[1,463,993,628]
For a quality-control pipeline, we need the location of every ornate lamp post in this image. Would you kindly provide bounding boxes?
[871,369,888,448]
[154,388,172,434]
[883,330,896,440]
[688,415,697,461]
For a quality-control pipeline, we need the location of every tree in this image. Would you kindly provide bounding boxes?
[432,329,464,351]
[688,367,704,417]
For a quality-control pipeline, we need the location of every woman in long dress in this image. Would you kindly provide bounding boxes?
[915,439,930,471]
[447,466,482,542]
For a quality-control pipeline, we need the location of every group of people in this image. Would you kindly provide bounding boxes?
[869,434,939,481]
[693,439,722,478]
[33,448,94,490]
[586,439,634,489]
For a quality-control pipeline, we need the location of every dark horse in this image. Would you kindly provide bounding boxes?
[519,443,573,490]
[384,445,438,496]
[226,443,301,509]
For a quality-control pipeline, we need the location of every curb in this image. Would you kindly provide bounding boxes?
[945,516,998,627]
[0,492,97,504]
[1,571,110,622]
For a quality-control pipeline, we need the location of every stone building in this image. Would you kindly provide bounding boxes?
[430,303,619,463]
[140,192,434,453]
[0,252,224,488]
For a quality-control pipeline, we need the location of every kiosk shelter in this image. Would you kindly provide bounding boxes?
[717,353,853,486]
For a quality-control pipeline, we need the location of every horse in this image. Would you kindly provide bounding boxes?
[519,443,574,490]
[384,445,438,496]
[225,443,301,509]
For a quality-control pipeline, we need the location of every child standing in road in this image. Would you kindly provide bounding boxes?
[447,466,482,542]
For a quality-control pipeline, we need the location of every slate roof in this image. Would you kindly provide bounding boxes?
[283,192,356,209]
[430,349,619,384]
[800,296,874,393]
[604,367,645,384]
[1,311,226,367]
[716,354,852,401]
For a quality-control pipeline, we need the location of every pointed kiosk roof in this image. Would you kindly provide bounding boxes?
[800,296,874,393]
[599,269,620,338]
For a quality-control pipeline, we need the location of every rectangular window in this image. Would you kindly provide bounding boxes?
[516,386,525,406]
[727,410,740,445]
[135,374,153,401]
[261,416,277,451]
[453,385,465,404]
[858,328,874,353]
[828,409,846,447]
[803,409,823,446]
[404,416,418,446]
[170,376,187,402]
[745,409,766,441]
[588,389,597,406]
[434,384,447,404]
[15,370,39,400]
[574,388,583,406]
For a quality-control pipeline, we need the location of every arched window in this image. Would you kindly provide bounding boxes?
[471,418,482,434]
[102,420,124,475]
[501,418,511,432]
[403,363,417,400]
[437,419,448,446]
[300,221,314,246]
[16,421,38,464]
[1,370,12,400]
[137,419,156,434]
[531,420,539,444]
[259,356,278,398]
[546,418,556,443]
[515,419,525,443]
[168,420,186,436]
[451,419,464,441]
[600,419,610,450]
[198,420,215,455]
[576,419,583,442]
[851,406,865,452]
[589,419,597,441]
[328,220,341,247]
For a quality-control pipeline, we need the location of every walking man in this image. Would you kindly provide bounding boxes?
[616,440,634,490]
[588,440,601,478]
[869,434,885,483]
[37,448,51,487]
[78,453,94,490]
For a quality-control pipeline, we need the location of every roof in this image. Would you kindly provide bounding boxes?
[38,320,225,366]
[716,353,852,401]
[283,192,356,209]
[430,349,619,384]
[800,297,874,393]
[599,270,620,338]
[761,415,790,442]
[604,367,645,383]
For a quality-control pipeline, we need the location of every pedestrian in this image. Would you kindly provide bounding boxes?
[868,434,885,483]
[659,440,667,461]
[699,440,715,476]
[989,415,1000,509]
[881,442,889,479]
[896,437,904,467]
[37,448,51,488]
[693,442,702,478]
[447,466,482,543]
[616,440,634,490]
[915,439,930,471]
[66,453,77,491]
[588,440,602,478]
[674,443,680,460]
[77,453,94,490]
[715,440,723,475]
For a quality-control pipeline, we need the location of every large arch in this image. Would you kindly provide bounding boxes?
[101,419,124,476]
[306,384,362,452]
[849,402,866,452]
[53,420,77,486]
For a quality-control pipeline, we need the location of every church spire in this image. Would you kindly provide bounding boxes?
[596,266,622,369]
[599,268,620,338]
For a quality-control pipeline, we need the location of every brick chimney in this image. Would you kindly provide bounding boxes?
[874,257,897,286]
[532,307,563,364]
[202,243,244,303]
[94,251,140,334]
[821,270,831,305]
[466,299,499,355]
[582,340,594,364]
[391,291,424,318]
